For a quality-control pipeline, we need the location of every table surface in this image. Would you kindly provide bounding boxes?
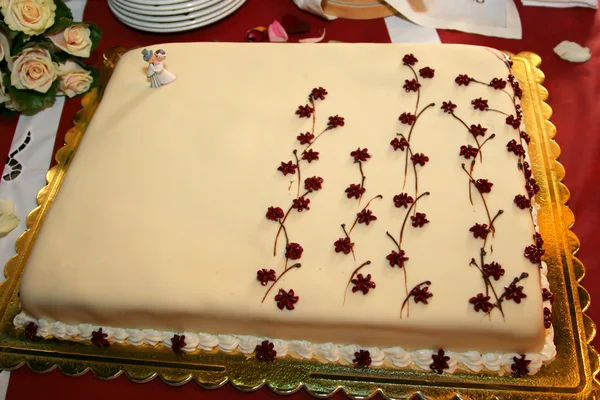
[1,1,599,398]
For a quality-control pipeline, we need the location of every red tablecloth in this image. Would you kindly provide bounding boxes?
[3,1,600,398]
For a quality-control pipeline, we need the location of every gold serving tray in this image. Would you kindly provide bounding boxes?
[0,47,597,399]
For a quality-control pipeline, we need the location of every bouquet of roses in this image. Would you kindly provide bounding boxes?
[0,0,101,116]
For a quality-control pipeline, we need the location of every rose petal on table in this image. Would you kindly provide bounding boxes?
[281,14,310,34]
[0,200,14,215]
[299,29,327,43]
[246,26,268,42]
[268,20,289,43]
[553,40,591,63]
[0,212,19,237]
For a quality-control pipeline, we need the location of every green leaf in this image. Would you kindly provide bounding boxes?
[11,36,58,61]
[46,0,73,34]
[5,75,58,116]
[87,22,102,55]
[0,105,18,117]
[0,21,19,40]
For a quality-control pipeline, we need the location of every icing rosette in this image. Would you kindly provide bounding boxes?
[181,332,200,353]
[455,351,483,373]
[237,335,258,354]
[382,347,412,368]
[143,329,163,346]
[78,324,94,341]
[288,340,313,359]
[339,344,360,364]
[313,342,340,363]
[271,339,289,358]
[112,328,129,344]
[411,349,434,370]
[198,333,218,351]
[127,329,145,346]
[217,335,240,353]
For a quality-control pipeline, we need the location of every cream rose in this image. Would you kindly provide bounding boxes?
[47,24,92,58]
[1,0,56,36]
[11,46,57,93]
[0,31,13,70]
[56,60,92,98]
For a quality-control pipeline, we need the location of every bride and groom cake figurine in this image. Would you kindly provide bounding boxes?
[142,49,176,89]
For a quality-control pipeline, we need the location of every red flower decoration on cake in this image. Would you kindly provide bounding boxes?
[277,161,297,176]
[483,262,505,281]
[504,282,527,304]
[512,81,523,99]
[441,101,457,114]
[403,79,421,92]
[419,67,435,78]
[524,244,545,264]
[171,334,186,355]
[430,349,450,374]
[357,209,377,225]
[266,206,285,221]
[474,179,493,193]
[411,212,429,228]
[455,74,471,86]
[304,176,324,191]
[334,237,354,254]
[506,115,521,129]
[257,269,276,286]
[91,328,110,348]
[469,124,487,137]
[402,53,418,66]
[292,196,310,212]
[285,243,304,260]
[469,223,490,240]
[295,104,314,118]
[393,193,414,208]
[514,195,531,209]
[255,340,276,362]
[345,183,366,199]
[542,288,554,304]
[523,162,532,179]
[24,322,38,340]
[310,87,328,101]
[526,178,540,197]
[511,354,531,377]
[398,112,417,125]
[390,137,409,151]
[275,288,299,310]
[506,139,525,157]
[350,147,371,163]
[351,273,376,295]
[411,153,429,166]
[353,349,372,367]
[297,132,314,145]
[469,293,494,313]
[387,250,409,268]
[535,233,544,249]
[302,149,319,163]
[544,307,552,329]
[459,145,479,160]
[489,77,507,89]
[327,115,345,128]
[471,98,488,111]
[410,285,433,304]
[520,131,531,144]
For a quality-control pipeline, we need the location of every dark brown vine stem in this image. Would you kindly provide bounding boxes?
[398,191,430,246]
[343,260,372,305]
[407,65,421,114]
[341,224,356,261]
[273,189,312,256]
[450,112,483,162]
[470,251,505,320]
[486,108,510,117]
[461,164,494,235]
[468,159,475,206]
[400,280,431,319]
[403,103,436,188]
[306,127,330,150]
[357,161,366,206]
[385,230,409,308]
[470,78,515,103]
[497,273,530,303]
[483,210,504,249]
[261,263,302,303]
[293,149,301,198]
[309,97,316,137]
[349,195,383,234]
[479,133,496,150]
[398,133,419,215]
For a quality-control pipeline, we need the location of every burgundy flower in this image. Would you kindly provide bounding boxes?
[393,193,414,208]
[483,262,505,281]
[257,269,276,286]
[511,354,531,377]
[403,78,421,92]
[419,66,435,78]
[469,293,494,313]
[171,334,186,355]
[411,212,429,228]
[266,206,285,221]
[292,196,310,212]
[506,115,521,129]
[507,139,525,157]
[523,162,532,179]
[91,328,110,348]
[524,244,545,264]
[295,104,314,118]
[411,153,429,166]
[514,194,531,209]
[489,77,507,89]
[390,137,409,151]
[535,233,544,249]
[402,53,418,66]
[515,104,523,119]
[544,307,552,329]
[310,86,328,101]
[508,74,516,84]
[327,115,345,128]
[475,179,493,194]
[357,209,377,225]
[398,112,417,125]
[304,176,324,191]
[350,147,371,163]
[24,322,38,341]
[285,242,304,260]
[542,288,554,304]
[246,28,268,42]
[471,97,488,111]
[441,101,457,114]
[430,349,450,374]
[469,223,490,239]
[469,124,487,137]
[386,249,409,268]
[334,237,354,254]
[345,183,366,199]
[459,145,479,160]
[353,349,372,367]
[526,178,540,197]
[275,288,299,310]
[512,81,523,99]
[351,273,376,295]
[277,161,297,176]
[255,340,276,362]
[410,286,433,304]
[297,132,314,145]
[455,74,471,86]
[302,149,319,163]
[520,131,531,144]
[504,282,527,304]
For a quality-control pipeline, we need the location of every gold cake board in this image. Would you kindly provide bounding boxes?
[0,47,596,399]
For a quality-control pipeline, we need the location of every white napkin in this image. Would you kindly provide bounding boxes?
[292,0,337,20]
[522,0,597,8]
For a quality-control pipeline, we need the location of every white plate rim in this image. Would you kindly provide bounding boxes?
[109,0,231,23]
[109,0,218,14]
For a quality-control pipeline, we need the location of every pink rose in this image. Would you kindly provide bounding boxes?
[47,24,93,58]
[56,60,93,98]
[10,46,57,93]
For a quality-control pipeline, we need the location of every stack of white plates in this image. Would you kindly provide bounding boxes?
[108,0,246,33]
